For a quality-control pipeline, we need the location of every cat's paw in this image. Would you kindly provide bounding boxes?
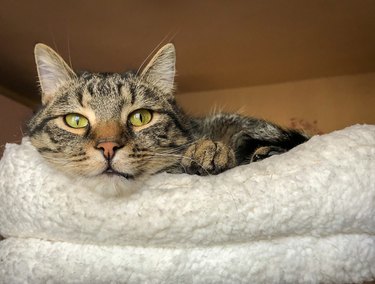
[250,146,287,162]
[181,140,236,175]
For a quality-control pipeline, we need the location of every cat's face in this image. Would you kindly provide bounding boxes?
[28,43,191,193]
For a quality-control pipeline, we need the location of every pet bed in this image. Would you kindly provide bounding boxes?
[0,125,374,283]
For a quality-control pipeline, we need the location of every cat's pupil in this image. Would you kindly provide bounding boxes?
[135,113,143,122]
[74,116,80,126]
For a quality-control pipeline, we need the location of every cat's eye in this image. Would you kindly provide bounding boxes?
[64,113,89,128]
[129,109,153,127]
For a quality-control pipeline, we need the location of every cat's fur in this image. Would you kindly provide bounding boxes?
[28,43,308,195]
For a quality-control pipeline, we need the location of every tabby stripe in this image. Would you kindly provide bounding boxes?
[158,141,180,148]
[76,88,84,107]
[71,157,89,162]
[116,83,123,96]
[49,134,59,144]
[86,82,95,97]
[43,125,58,137]
[29,115,60,136]
[38,147,60,153]
[158,110,191,138]
[132,146,149,153]
[129,83,136,105]
[96,80,106,95]
[71,151,87,157]
[156,134,168,140]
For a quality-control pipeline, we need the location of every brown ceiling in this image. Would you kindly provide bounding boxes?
[1,0,375,107]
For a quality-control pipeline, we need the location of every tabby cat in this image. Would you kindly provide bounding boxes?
[28,43,308,195]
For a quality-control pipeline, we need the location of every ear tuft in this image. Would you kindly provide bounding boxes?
[34,43,76,104]
[141,43,176,94]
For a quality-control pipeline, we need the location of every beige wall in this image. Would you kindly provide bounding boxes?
[176,73,375,134]
[0,95,33,157]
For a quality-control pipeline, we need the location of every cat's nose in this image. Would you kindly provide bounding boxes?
[96,141,122,160]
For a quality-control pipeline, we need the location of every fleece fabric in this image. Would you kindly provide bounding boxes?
[0,125,374,283]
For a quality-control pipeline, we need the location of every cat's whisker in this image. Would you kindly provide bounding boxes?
[135,33,172,77]
[66,32,74,70]
[19,126,25,137]
[154,140,200,153]
[0,137,24,149]
[144,152,211,176]
[130,144,214,176]
[49,31,60,55]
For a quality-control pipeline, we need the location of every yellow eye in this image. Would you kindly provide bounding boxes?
[129,109,152,127]
[64,113,89,128]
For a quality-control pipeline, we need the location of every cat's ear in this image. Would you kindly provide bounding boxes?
[141,43,176,94]
[34,43,76,104]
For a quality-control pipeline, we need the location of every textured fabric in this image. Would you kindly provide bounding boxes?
[0,125,374,283]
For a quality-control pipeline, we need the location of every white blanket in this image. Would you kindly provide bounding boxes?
[0,125,374,283]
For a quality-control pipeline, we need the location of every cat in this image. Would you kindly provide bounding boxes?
[28,43,308,195]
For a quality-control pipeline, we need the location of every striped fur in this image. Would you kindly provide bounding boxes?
[28,43,308,195]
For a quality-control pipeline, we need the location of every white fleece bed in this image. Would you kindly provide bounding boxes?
[0,125,374,283]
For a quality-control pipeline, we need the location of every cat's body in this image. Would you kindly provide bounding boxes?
[28,43,308,195]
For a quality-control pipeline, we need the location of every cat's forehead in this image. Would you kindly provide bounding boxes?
[80,72,130,96]
[64,73,127,118]
[79,72,158,107]
[52,71,169,120]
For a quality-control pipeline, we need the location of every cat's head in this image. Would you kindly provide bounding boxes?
[28,43,191,195]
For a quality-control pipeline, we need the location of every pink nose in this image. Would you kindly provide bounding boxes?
[96,141,121,159]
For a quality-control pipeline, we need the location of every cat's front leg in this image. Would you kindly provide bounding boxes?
[181,139,236,175]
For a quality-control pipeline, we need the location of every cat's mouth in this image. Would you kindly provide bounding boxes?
[103,167,134,180]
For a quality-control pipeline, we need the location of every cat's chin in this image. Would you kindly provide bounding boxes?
[73,174,141,198]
